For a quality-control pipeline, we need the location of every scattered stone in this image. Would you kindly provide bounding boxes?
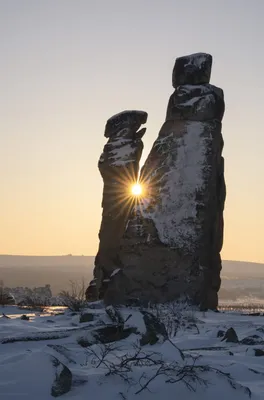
[51,358,72,397]
[140,311,167,346]
[93,325,137,344]
[217,330,225,338]
[20,314,30,321]
[77,337,92,348]
[140,330,159,346]
[241,335,264,346]
[79,313,94,323]
[254,349,264,357]
[142,312,168,338]
[221,328,239,343]
[105,305,124,325]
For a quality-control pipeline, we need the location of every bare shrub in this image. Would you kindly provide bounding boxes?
[148,301,201,337]
[0,280,14,307]
[84,340,251,397]
[18,295,49,311]
[79,306,251,397]
[59,279,87,311]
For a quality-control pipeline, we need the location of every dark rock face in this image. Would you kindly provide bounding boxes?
[217,330,225,338]
[241,335,264,345]
[103,53,225,310]
[166,84,224,121]
[51,357,72,397]
[86,110,147,301]
[221,328,239,343]
[20,314,30,321]
[87,53,225,310]
[79,313,94,323]
[140,311,167,346]
[93,325,137,344]
[172,53,212,87]
[253,349,264,357]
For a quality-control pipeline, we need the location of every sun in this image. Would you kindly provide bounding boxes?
[131,183,143,196]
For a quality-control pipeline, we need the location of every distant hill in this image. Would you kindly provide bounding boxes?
[0,256,263,297]
[220,260,264,302]
[222,260,264,279]
[0,255,94,295]
[0,255,94,269]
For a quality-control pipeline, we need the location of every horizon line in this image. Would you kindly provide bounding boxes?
[0,254,263,265]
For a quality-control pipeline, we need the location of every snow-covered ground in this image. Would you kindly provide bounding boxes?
[1,304,264,399]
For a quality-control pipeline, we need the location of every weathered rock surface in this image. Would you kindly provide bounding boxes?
[79,313,94,323]
[51,358,72,397]
[86,110,147,301]
[241,335,264,346]
[172,53,212,87]
[102,53,225,310]
[0,350,73,398]
[222,328,239,343]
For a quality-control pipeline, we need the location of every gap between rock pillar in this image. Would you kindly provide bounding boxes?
[103,53,226,310]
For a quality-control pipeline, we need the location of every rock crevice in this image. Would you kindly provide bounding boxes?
[87,53,226,310]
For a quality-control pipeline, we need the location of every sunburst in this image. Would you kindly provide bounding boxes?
[131,183,143,196]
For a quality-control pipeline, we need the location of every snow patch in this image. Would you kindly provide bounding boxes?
[143,121,209,249]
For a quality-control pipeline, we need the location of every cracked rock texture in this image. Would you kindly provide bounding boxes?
[88,53,225,310]
[86,110,147,301]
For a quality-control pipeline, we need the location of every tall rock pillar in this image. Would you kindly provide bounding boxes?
[86,110,148,300]
[103,53,225,309]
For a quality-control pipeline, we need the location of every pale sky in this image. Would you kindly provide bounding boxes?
[1,0,263,262]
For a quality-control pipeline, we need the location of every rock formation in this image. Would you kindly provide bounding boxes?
[87,53,225,310]
[86,110,148,300]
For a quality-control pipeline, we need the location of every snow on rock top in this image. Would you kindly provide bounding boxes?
[85,109,148,302]
[109,53,225,309]
[173,52,212,87]
[166,84,225,122]
[87,53,224,310]
[104,110,148,138]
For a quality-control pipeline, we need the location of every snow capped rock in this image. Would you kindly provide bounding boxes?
[166,84,225,121]
[104,110,147,138]
[172,52,212,87]
[86,110,148,301]
[103,53,225,310]
[87,53,225,310]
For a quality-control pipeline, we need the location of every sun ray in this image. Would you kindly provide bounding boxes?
[131,183,142,196]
